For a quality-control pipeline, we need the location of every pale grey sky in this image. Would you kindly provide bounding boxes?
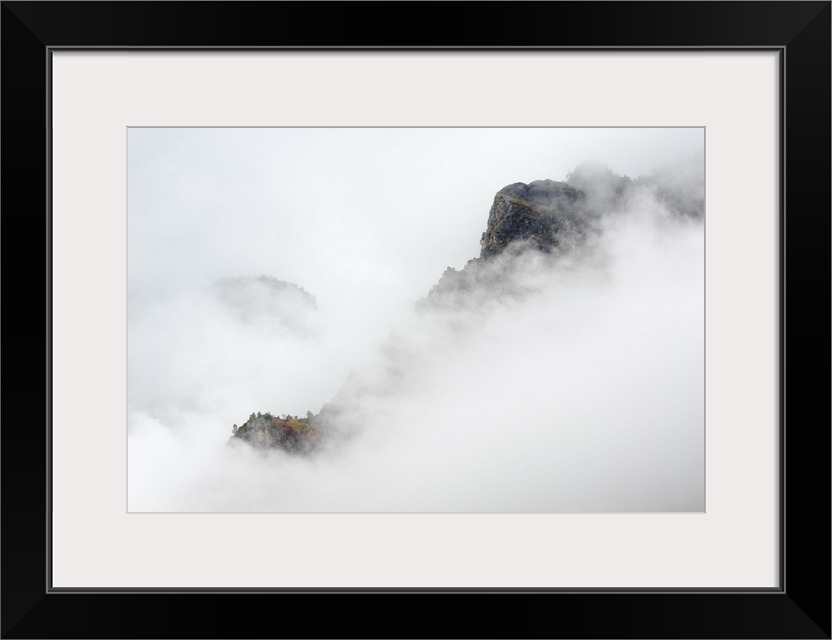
[128,127,703,319]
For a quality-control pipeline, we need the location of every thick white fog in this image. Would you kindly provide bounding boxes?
[127,128,704,512]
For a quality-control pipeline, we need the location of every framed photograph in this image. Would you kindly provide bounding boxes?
[2,2,829,638]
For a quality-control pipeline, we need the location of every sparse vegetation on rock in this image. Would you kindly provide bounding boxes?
[230,413,320,453]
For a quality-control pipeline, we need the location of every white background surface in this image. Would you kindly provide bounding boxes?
[51,51,779,588]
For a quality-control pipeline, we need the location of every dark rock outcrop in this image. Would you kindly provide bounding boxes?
[422,179,592,311]
[480,180,587,259]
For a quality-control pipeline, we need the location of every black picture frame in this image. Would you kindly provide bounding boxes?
[2,2,829,638]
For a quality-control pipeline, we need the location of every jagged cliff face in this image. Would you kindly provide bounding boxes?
[422,179,594,311]
[479,180,587,259]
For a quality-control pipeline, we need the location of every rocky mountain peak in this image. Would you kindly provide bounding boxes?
[479,180,586,259]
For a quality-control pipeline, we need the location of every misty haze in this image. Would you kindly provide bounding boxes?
[128,127,704,512]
